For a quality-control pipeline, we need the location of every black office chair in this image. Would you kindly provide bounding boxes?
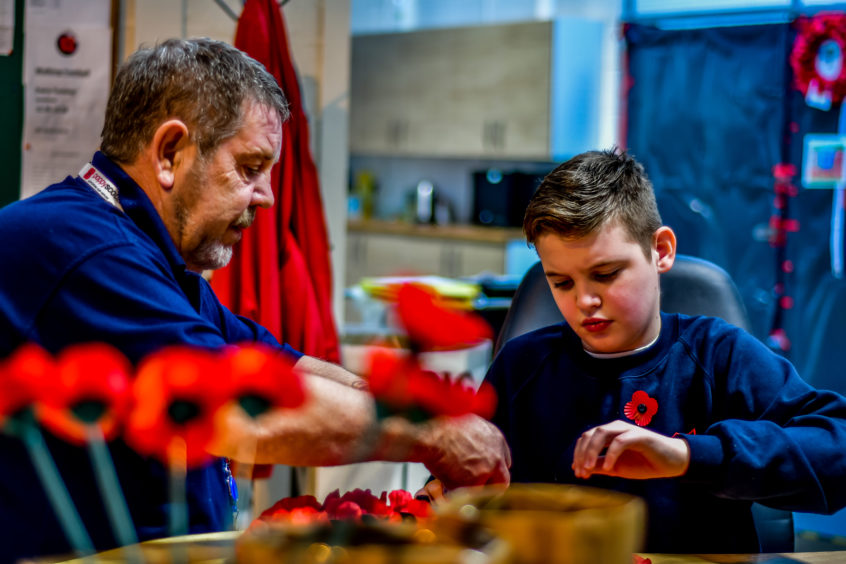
[494,255,794,553]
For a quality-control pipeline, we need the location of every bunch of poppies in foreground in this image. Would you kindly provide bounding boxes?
[0,340,306,467]
[253,488,432,530]
[0,340,306,556]
[0,282,498,556]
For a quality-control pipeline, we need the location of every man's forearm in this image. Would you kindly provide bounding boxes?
[211,369,512,488]
[212,371,377,466]
[294,354,369,390]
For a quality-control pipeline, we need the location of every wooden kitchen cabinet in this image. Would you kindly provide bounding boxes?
[344,221,521,287]
[350,19,605,160]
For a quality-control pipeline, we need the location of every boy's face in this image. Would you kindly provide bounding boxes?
[535,221,676,354]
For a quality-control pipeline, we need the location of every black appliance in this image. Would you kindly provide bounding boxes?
[472,170,542,227]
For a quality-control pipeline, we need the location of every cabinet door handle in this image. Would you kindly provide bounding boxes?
[387,121,398,145]
[387,119,410,146]
[492,121,505,150]
[482,121,492,150]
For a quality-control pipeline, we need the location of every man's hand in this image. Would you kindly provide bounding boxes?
[572,420,690,480]
[415,415,511,491]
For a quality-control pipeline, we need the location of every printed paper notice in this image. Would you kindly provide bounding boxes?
[21,16,111,198]
[0,0,13,55]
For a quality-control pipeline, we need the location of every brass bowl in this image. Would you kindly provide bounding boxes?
[436,483,646,564]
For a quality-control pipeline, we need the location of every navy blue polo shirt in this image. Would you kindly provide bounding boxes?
[0,152,302,560]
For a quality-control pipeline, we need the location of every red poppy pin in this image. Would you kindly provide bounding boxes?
[624,390,658,427]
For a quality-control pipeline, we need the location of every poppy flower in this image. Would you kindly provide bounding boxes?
[261,494,323,516]
[366,350,497,421]
[409,371,497,420]
[395,283,492,351]
[37,343,133,445]
[624,390,658,427]
[0,343,54,427]
[258,494,328,523]
[387,489,430,519]
[323,488,391,520]
[791,14,846,104]
[125,346,230,468]
[224,343,306,417]
[366,349,418,412]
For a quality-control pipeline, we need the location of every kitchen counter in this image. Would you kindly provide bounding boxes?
[348,219,525,244]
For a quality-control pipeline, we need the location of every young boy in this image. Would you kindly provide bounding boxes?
[428,149,846,553]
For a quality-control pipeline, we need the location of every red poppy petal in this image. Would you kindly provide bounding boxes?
[1,343,55,420]
[645,397,658,412]
[38,343,132,443]
[623,401,638,421]
[401,498,432,519]
[332,501,363,520]
[396,284,492,350]
[631,390,649,404]
[367,350,417,409]
[471,382,498,420]
[389,489,412,510]
[226,344,306,414]
[126,346,226,468]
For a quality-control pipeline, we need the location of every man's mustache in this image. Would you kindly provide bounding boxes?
[233,207,256,229]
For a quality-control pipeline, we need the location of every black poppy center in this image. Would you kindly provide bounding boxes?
[238,394,272,418]
[71,399,108,424]
[637,403,648,414]
[168,399,202,425]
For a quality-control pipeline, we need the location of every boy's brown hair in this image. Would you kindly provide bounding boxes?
[523,148,662,258]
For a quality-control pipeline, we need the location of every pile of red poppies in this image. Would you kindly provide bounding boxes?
[254,488,431,528]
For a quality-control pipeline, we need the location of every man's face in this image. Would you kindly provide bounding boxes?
[172,101,282,272]
[535,221,670,354]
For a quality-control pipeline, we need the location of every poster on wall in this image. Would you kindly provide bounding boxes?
[20,0,111,198]
[0,0,13,55]
[802,134,846,189]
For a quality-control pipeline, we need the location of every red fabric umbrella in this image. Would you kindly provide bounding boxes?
[212,0,340,364]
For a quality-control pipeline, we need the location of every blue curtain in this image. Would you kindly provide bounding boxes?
[626,21,846,393]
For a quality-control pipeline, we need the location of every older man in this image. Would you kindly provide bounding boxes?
[0,38,509,560]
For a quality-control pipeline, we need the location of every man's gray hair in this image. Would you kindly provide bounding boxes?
[100,37,289,163]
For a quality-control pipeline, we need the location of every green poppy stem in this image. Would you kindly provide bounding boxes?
[168,437,189,563]
[16,416,95,557]
[85,426,143,563]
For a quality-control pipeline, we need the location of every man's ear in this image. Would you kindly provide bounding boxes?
[151,120,190,190]
[654,226,677,273]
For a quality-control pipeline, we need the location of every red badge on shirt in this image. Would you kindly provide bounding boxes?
[624,390,658,427]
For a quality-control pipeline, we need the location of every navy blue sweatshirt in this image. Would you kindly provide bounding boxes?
[486,313,846,553]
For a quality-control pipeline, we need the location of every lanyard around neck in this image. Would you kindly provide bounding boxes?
[79,163,124,212]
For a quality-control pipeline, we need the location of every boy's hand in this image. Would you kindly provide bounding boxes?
[414,477,507,505]
[572,420,691,480]
[415,479,446,503]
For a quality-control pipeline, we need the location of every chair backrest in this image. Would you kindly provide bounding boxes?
[494,254,794,553]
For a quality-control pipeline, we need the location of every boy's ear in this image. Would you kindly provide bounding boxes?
[151,119,191,190]
[653,226,677,273]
